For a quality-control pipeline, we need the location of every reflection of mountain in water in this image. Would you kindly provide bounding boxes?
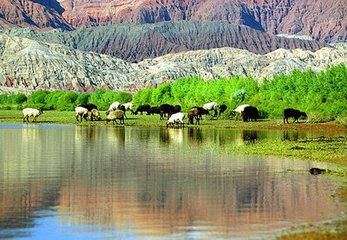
[0,125,343,238]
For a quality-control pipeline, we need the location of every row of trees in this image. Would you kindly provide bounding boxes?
[0,64,346,119]
[133,64,347,118]
[0,89,132,111]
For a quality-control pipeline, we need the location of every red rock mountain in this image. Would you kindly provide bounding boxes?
[0,0,72,30]
[0,0,346,42]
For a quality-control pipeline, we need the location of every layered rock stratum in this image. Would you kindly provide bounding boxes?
[0,0,346,43]
[0,33,346,93]
[1,21,327,63]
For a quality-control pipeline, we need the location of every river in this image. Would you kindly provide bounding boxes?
[0,124,345,239]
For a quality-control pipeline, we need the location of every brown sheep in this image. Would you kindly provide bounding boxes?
[105,110,125,124]
[188,108,201,125]
[90,108,101,121]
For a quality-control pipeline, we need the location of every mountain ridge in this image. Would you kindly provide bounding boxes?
[1,21,327,63]
[0,0,346,43]
[0,33,345,93]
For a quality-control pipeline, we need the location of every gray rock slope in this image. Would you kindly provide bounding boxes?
[0,33,346,93]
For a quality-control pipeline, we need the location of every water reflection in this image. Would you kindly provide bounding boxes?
[0,124,345,239]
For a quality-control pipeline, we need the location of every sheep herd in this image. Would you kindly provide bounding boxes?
[22,101,307,127]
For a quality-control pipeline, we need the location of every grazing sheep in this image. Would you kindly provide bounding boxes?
[283,108,307,124]
[188,108,201,125]
[219,104,228,116]
[241,106,258,122]
[192,106,210,120]
[159,104,175,120]
[79,103,98,111]
[166,112,185,128]
[203,102,219,117]
[22,108,43,122]
[75,106,89,122]
[233,104,250,114]
[134,104,151,115]
[150,106,160,115]
[106,110,125,124]
[121,102,133,111]
[173,105,182,113]
[90,108,101,121]
[107,102,121,112]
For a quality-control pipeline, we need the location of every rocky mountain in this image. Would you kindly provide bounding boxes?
[1,21,327,63]
[0,33,346,93]
[0,0,345,43]
[0,0,72,30]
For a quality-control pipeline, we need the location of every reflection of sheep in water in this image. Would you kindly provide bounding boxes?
[105,110,125,124]
[242,130,258,143]
[75,106,89,122]
[23,108,43,122]
[309,168,326,175]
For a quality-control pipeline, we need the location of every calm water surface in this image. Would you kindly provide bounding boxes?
[0,124,345,239]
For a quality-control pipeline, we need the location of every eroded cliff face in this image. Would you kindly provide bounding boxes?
[0,33,346,93]
[0,0,345,42]
[1,21,327,63]
[58,0,346,42]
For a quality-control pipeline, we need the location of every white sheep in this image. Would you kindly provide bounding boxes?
[22,108,43,122]
[121,102,133,111]
[203,102,219,117]
[75,106,89,122]
[166,112,185,128]
[107,101,121,112]
[233,104,250,114]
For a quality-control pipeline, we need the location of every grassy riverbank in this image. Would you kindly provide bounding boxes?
[1,109,346,166]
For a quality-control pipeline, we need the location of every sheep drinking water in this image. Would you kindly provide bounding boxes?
[75,106,89,122]
[90,108,101,121]
[22,108,43,122]
[105,110,125,124]
[166,112,185,128]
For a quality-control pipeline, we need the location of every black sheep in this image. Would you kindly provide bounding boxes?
[241,106,258,122]
[78,103,98,111]
[159,104,175,120]
[191,106,210,120]
[283,108,307,124]
[134,104,151,115]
